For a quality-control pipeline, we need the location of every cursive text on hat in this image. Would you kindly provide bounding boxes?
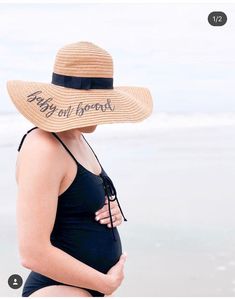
[26,91,115,119]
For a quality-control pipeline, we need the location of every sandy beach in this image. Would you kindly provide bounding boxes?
[1,112,235,297]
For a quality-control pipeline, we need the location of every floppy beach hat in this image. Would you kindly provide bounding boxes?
[7,41,153,132]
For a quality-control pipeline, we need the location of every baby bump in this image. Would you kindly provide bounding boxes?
[51,225,123,274]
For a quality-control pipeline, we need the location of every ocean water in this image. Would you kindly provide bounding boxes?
[1,111,235,146]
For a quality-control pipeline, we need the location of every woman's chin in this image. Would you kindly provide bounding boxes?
[79,125,97,133]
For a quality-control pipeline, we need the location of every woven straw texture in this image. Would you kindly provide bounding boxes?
[7,41,153,132]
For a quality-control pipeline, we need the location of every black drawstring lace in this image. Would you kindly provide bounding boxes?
[100,173,127,241]
[18,128,127,242]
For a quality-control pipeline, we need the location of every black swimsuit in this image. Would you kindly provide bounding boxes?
[19,126,127,297]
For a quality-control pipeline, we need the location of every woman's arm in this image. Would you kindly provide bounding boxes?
[16,130,109,294]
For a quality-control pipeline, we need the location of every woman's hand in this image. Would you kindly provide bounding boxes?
[103,253,127,295]
[95,196,123,228]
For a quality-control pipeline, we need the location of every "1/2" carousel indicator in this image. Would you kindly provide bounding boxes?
[208,11,227,26]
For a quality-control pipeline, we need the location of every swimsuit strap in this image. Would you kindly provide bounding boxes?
[52,133,103,171]
[18,126,38,152]
[82,135,128,241]
[82,134,103,170]
[51,132,79,166]
[52,132,128,242]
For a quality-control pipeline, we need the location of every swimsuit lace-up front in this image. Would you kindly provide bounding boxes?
[100,174,127,241]
[19,127,127,297]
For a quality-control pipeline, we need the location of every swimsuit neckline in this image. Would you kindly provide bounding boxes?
[18,126,127,242]
[78,160,104,178]
[58,164,104,198]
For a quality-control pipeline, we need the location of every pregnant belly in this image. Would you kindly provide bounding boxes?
[50,222,123,274]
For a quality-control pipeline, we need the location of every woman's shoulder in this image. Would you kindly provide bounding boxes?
[19,128,58,153]
[16,128,60,170]
[16,128,64,183]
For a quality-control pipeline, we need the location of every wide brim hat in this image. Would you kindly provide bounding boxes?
[7,41,153,132]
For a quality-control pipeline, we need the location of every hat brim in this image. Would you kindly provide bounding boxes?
[6,80,153,132]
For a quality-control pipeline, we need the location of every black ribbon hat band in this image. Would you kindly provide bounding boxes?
[52,72,114,90]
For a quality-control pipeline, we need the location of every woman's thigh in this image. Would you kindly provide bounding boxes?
[29,285,92,297]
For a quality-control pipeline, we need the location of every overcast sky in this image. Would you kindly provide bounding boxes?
[0,3,234,114]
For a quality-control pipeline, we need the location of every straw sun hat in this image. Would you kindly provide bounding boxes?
[7,41,153,132]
